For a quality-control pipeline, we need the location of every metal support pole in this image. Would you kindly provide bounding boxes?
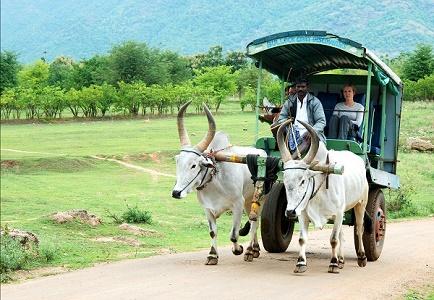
[363,62,372,156]
[255,58,263,143]
[379,85,387,169]
[281,74,285,105]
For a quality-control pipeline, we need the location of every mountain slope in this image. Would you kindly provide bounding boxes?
[1,0,433,63]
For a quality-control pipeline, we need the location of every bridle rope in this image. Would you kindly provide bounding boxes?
[281,166,327,211]
[177,149,218,192]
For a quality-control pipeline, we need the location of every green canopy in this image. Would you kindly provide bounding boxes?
[246,30,402,90]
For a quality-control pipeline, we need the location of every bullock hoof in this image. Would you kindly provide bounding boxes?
[232,245,244,256]
[244,246,254,262]
[328,265,340,274]
[328,257,339,273]
[244,253,254,262]
[252,244,260,258]
[205,256,218,265]
[294,264,307,273]
[357,256,367,267]
[338,257,345,269]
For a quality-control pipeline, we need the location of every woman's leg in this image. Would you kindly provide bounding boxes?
[328,115,339,138]
[338,115,352,139]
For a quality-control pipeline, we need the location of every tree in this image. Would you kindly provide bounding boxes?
[225,51,248,72]
[108,41,151,84]
[402,44,434,81]
[159,50,192,84]
[17,59,49,89]
[64,88,81,117]
[48,56,75,90]
[189,45,225,71]
[99,83,118,116]
[38,86,65,118]
[381,52,409,78]
[206,46,224,67]
[0,51,20,93]
[116,81,142,115]
[71,55,111,89]
[194,65,236,112]
[235,64,259,98]
[0,88,17,118]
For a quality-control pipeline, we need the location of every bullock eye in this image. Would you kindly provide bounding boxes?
[300,179,305,186]
[191,164,197,169]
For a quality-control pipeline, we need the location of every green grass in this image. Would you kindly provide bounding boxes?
[403,285,434,300]
[1,101,433,279]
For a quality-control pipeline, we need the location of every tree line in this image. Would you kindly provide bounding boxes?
[0,42,433,120]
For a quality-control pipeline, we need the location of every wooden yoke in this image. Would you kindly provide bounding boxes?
[214,152,266,222]
[212,153,344,222]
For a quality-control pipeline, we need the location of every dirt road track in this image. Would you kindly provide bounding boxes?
[2,218,433,300]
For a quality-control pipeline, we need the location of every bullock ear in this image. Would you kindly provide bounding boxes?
[200,157,215,169]
[200,161,215,168]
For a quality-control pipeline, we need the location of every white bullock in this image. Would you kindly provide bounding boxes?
[172,101,266,265]
[276,119,369,273]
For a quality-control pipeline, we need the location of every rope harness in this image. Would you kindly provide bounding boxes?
[177,146,231,192]
[281,166,327,212]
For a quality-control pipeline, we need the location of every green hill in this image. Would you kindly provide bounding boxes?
[1,0,433,63]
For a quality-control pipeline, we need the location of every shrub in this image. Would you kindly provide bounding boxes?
[107,204,152,224]
[121,205,152,224]
[0,235,29,273]
[387,184,418,218]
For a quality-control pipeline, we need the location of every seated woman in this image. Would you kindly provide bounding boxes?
[328,84,364,140]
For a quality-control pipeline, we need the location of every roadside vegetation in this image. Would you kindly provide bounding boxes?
[1,43,433,121]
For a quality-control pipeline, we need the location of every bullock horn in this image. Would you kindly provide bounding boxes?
[194,103,216,152]
[276,119,293,162]
[177,101,192,147]
[297,120,319,165]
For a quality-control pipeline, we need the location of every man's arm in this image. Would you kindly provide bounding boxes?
[276,97,293,123]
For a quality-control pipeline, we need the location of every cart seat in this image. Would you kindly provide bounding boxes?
[317,92,340,125]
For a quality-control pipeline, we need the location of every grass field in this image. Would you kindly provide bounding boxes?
[1,100,433,276]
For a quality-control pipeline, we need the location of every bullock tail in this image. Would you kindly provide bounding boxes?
[364,212,373,234]
[239,221,251,236]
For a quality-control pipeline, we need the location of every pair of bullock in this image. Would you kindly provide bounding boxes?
[172,102,369,273]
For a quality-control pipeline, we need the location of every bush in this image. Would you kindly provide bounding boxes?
[121,205,152,224]
[0,235,29,274]
[0,228,58,282]
[387,185,418,218]
[107,204,152,224]
[403,74,434,101]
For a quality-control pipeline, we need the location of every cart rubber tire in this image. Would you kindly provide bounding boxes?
[261,183,294,253]
[354,187,386,261]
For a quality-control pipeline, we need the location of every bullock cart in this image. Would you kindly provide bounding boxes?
[222,31,402,262]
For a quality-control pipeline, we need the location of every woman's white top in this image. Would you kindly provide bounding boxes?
[332,102,365,127]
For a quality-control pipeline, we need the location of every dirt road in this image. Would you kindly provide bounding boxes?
[2,218,433,300]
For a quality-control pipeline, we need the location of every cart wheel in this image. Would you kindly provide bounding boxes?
[354,187,386,261]
[261,183,294,253]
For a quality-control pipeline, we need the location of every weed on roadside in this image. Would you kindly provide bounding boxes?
[0,233,58,283]
[387,184,419,218]
[107,203,152,224]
